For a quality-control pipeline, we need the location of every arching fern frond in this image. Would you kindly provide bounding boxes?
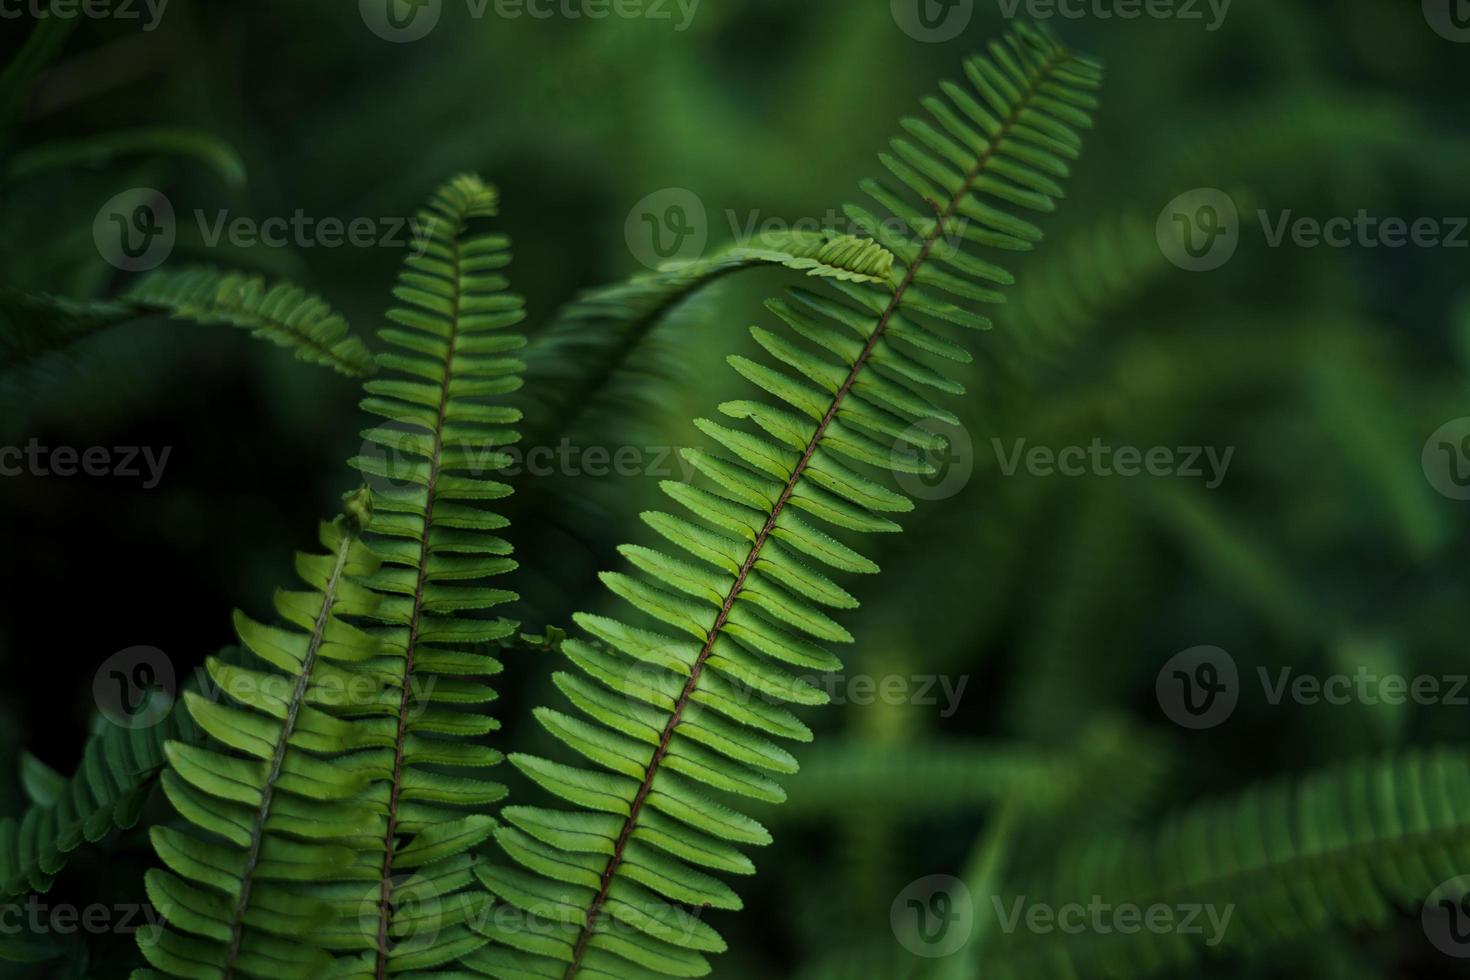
[983,746,1470,979]
[469,25,1102,980]
[0,266,375,390]
[126,267,376,377]
[520,229,896,449]
[0,694,199,903]
[139,489,388,979]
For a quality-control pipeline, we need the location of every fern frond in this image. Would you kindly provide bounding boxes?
[126,267,376,377]
[520,229,896,448]
[139,490,387,979]
[338,173,528,977]
[983,747,1470,979]
[471,25,1101,980]
[0,695,199,904]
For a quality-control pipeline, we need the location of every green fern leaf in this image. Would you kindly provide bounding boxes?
[472,25,1101,980]
[0,696,200,905]
[138,490,387,979]
[984,747,1470,978]
[126,267,376,377]
[334,172,528,977]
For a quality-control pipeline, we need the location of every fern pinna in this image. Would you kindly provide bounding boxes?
[469,25,1102,980]
[138,175,528,978]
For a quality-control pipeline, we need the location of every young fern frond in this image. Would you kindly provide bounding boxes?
[469,25,1102,980]
[983,747,1470,979]
[341,173,528,977]
[139,490,386,979]
[0,696,199,902]
[126,267,377,378]
[520,229,896,449]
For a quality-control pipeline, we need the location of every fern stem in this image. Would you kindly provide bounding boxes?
[220,527,356,979]
[374,230,465,978]
[561,47,1068,980]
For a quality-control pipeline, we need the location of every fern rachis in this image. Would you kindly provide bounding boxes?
[474,25,1103,980]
